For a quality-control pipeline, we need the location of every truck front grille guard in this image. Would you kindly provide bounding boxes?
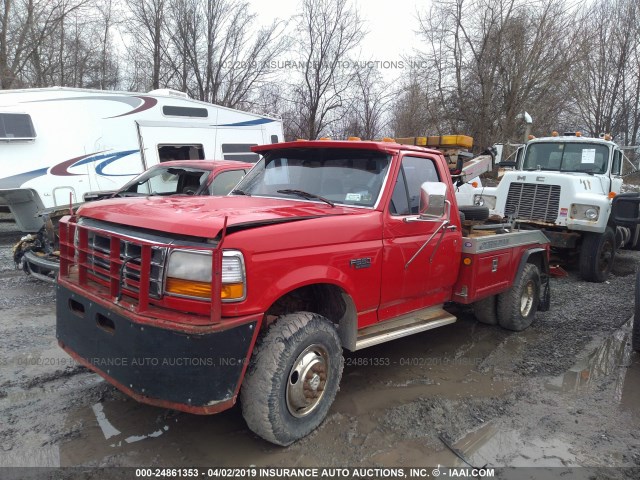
[59,216,224,323]
[504,183,561,223]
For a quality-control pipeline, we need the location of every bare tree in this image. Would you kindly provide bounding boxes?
[126,0,167,90]
[390,75,432,137]
[571,0,639,141]
[416,0,574,148]
[288,0,365,139]
[165,0,288,109]
[0,0,89,89]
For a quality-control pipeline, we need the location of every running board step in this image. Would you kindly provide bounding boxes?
[355,306,456,350]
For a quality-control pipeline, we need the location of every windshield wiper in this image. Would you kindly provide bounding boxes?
[277,189,335,207]
[231,189,250,196]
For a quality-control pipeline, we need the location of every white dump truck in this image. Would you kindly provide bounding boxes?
[473,132,638,282]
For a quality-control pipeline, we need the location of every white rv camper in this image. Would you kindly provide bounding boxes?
[0,87,283,232]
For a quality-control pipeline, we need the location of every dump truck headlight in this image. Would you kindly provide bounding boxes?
[165,249,246,301]
[473,194,496,209]
[570,204,600,221]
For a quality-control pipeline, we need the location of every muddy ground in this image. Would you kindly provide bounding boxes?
[0,216,639,478]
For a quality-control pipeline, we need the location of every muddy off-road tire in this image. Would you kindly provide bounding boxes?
[579,228,615,283]
[458,205,490,222]
[633,272,640,352]
[497,263,540,331]
[240,312,344,446]
[473,295,498,325]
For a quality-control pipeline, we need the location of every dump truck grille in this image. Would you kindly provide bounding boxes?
[85,230,167,299]
[504,182,561,223]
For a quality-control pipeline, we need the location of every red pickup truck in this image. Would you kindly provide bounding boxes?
[56,139,551,445]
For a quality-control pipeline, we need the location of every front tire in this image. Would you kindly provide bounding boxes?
[240,312,344,446]
[497,263,540,331]
[579,228,615,282]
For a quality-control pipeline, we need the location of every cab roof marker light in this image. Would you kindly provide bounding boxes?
[551,131,559,137]
[382,137,395,143]
[348,136,361,141]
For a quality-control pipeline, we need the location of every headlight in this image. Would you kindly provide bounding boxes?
[165,249,246,301]
[570,204,600,221]
[473,194,497,209]
[585,208,598,220]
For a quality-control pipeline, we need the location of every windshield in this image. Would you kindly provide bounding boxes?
[118,166,210,196]
[523,142,610,174]
[232,148,391,208]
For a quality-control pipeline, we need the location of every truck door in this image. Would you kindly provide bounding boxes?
[379,155,461,321]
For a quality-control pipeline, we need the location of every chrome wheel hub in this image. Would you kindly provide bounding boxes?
[286,344,329,418]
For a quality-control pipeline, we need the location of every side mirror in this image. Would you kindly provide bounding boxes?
[493,144,504,164]
[419,182,448,218]
[83,190,117,202]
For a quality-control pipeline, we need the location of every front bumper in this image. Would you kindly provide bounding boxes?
[56,284,259,414]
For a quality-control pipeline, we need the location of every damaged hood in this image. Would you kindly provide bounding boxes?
[77,196,361,238]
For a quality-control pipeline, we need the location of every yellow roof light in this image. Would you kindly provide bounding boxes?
[437,135,474,149]
[347,136,361,141]
[319,137,331,141]
[382,137,395,143]
[296,138,308,141]
[551,131,559,137]
[528,134,535,140]
[604,134,612,141]
[575,131,582,137]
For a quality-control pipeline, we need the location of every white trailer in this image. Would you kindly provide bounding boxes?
[0,87,283,232]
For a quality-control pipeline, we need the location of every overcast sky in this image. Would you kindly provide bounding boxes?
[247,0,425,78]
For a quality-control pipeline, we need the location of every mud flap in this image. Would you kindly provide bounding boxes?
[538,274,551,312]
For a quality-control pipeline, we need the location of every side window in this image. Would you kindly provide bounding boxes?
[210,170,247,195]
[0,113,36,139]
[158,144,204,161]
[390,156,440,215]
[390,168,410,215]
[221,143,259,163]
[612,150,622,176]
[515,146,524,167]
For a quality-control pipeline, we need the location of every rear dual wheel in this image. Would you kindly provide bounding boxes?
[473,263,541,331]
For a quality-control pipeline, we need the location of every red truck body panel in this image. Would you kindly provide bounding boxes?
[56,139,550,417]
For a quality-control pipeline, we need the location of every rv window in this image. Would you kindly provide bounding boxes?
[221,143,259,163]
[162,106,208,118]
[158,144,204,161]
[0,113,36,140]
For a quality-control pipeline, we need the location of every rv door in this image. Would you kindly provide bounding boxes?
[136,121,214,166]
